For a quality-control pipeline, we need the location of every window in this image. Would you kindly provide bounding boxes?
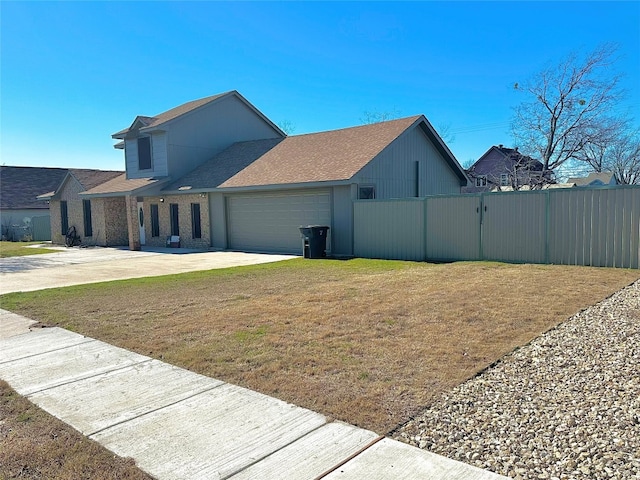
[170,203,179,236]
[60,201,69,234]
[138,137,152,170]
[358,185,376,200]
[191,203,202,239]
[500,174,510,187]
[150,204,160,237]
[82,199,93,237]
[475,175,487,187]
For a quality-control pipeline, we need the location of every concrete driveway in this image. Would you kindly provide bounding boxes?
[0,246,296,294]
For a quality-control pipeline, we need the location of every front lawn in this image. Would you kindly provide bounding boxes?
[0,241,58,258]
[1,259,638,434]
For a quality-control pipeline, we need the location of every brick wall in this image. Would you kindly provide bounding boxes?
[142,194,210,249]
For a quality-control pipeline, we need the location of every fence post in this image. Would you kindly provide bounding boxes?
[545,190,550,264]
[423,196,428,261]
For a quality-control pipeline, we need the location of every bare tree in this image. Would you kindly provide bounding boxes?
[435,122,456,145]
[277,119,296,135]
[360,108,401,125]
[512,43,625,181]
[606,129,640,185]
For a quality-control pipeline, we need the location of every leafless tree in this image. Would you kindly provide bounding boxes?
[606,129,640,185]
[277,119,296,135]
[360,108,401,125]
[512,43,625,180]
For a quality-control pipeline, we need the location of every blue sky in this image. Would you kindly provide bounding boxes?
[2,1,639,171]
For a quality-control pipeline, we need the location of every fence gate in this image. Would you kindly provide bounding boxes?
[426,195,481,261]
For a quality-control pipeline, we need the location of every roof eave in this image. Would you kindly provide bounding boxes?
[161,179,351,195]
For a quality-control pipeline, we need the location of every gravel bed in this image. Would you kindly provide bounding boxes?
[394,279,640,480]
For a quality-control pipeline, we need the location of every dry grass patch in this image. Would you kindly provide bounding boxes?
[2,259,638,434]
[0,380,151,480]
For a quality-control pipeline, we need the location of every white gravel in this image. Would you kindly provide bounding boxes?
[394,279,640,480]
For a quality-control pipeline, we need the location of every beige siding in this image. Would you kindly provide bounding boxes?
[166,95,283,180]
[143,194,210,250]
[355,126,461,199]
[50,177,88,245]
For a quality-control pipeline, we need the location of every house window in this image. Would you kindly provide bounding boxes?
[60,201,69,234]
[475,176,487,187]
[82,199,93,237]
[500,174,510,187]
[150,204,160,237]
[358,185,376,200]
[191,203,202,239]
[138,137,152,171]
[170,203,179,236]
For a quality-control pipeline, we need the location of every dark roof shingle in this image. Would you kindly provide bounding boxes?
[0,166,69,209]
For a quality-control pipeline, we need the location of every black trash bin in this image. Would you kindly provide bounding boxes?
[299,225,330,259]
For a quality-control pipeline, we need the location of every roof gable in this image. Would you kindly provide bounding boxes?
[37,168,124,200]
[112,91,285,139]
[469,145,544,173]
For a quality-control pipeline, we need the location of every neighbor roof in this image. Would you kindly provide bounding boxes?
[165,115,465,191]
[0,166,69,209]
[567,171,615,186]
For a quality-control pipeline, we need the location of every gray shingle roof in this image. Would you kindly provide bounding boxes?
[0,166,69,209]
[165,116,423,191]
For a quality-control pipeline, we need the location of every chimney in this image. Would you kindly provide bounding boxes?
[498,144,503,148]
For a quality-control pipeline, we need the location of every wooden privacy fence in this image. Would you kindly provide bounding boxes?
[354,186,640,268]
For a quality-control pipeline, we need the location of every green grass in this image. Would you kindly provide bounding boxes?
[0,241,58,258]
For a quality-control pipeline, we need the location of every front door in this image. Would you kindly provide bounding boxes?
[138,202,146,245]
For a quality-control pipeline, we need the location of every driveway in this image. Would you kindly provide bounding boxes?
[0,246,296,294]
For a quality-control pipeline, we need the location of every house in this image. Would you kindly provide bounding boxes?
[0,166,69,240]
[49,91,468,256]
[463,145,554,193]
[38,169,124,245]
[567,171,618,187]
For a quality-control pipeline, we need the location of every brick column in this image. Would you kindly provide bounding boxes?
[125,195,141,251]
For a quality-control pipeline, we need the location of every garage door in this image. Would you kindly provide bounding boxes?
[227,191,331,253]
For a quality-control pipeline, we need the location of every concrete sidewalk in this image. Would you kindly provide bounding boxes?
[0,247,295,294]
[0,311,509,480]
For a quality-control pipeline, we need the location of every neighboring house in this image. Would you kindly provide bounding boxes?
[53,90,468,256]
[0,166,69,240]
[463,145,554,193]
[567,171,618,187]
[38,169,124,245]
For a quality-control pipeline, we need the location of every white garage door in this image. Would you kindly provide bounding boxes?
[227,191,331,254]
